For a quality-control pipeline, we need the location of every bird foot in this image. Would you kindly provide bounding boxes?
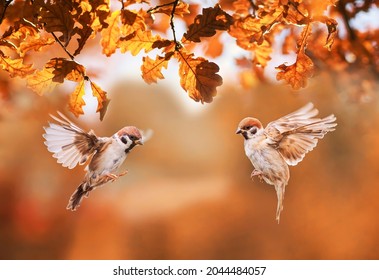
[250,169,263,182]
[105,170,128,182]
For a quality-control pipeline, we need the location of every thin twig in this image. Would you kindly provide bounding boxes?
[170,0,180,50]
[147,0,178,14]
[0,0,14,25]
[51,32,75,60]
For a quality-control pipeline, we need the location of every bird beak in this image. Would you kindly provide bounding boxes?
[135,139,143,145]
[236,128,242,134]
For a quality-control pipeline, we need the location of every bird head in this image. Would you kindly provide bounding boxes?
[236,117,263,140]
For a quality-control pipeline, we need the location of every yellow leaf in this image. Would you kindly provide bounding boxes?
[18,37,55,57]
[26,67,58,96]
[69,80,86,117]
[176,51,222,103]
[120,9,146,36]
[141,54,172,84]
[148,1,190,17]
[119,30,161,55]
[101,10,121,56]
[90,81,110,120]
[253,40,272,67]
[276,52,314,90]
[0,55,35,78]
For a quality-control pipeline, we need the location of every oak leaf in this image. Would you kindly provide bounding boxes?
[141,53,172,84]
[120,9,146,36]
[26,67,58,96]
[18,36,55,57]
[149,1,190,17]
[45,58,85,83]
[101,10,121,56]
[34,0,75,44]
[69,80,86,117]
[276,52,314,90]
[176,52,222,103]
[183,4,233,43]
[0,55,35,78]
[119,30,162,55]
[90,81,110,121]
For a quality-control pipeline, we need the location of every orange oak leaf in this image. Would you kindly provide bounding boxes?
[18,36,55,57]
[26,67,58,96]
[253,39,272,67]
[276,51,314,90]
[69,80,86,117]
[324,18,338,51]
[101,10,121,56]
[120,9,146,36]
[176,51,222,103]
[90,81,110,120]
[148,1,190,17]
[183,4,233,43]
[119,30,162,55]
[45,58,86,83]
[0,54,35,78]
[141,53,172,84]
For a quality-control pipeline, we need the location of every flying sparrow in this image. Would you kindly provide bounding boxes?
[236,103,337,223]
[43,112,150,211]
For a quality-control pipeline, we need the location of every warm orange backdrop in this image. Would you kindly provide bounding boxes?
[1,72,378,260]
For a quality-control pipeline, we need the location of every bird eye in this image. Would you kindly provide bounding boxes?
[244,126,252,130]
[130,135,136,141]
[121,136,128,144]
[250,127,258,134]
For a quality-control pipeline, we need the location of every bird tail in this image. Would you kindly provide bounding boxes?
[66,181,92,211]
[275,183,286,224]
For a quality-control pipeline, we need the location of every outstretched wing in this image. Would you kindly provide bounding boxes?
[265,103,337,166]
[43,112,100,169]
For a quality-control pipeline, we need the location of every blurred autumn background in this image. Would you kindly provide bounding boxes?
[1,0,379,259]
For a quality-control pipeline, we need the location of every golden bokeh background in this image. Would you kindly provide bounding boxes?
[1,69,379,260]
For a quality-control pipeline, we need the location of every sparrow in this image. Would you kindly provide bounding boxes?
[236,103,337,223]
[43,112,150,211]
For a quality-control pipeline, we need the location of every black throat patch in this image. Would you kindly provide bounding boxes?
[125,142,136,154]
[242,131,249,140]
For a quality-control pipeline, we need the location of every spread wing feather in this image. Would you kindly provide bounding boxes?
[43,112,100,169]
[265,103,337,166]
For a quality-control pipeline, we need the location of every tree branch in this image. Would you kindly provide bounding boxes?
[0,0,13,25]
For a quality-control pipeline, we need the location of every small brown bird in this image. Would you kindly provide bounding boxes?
[43,112,150,211]
[236,103,337,223]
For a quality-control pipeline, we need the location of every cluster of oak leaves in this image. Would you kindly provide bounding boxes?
[0,0,375,119]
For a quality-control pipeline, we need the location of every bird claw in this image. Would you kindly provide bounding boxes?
[105,170,128,182]
[250,170,263,182]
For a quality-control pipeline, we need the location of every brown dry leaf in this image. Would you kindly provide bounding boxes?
[101,10,121,56]
[141,53,172,84]
[183,4,233,43]
[149,1,190,17]
[18,36,55,57]
[45,58,86,83]
[90,81,110,120]
[0,55,35,78]
[324,18,338,51]
[119,30,162,55]
[276,51,314,89]
[176,51,223,103]
[33,0,75,44]
[69,80,86,117]
[26,67,58,96]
